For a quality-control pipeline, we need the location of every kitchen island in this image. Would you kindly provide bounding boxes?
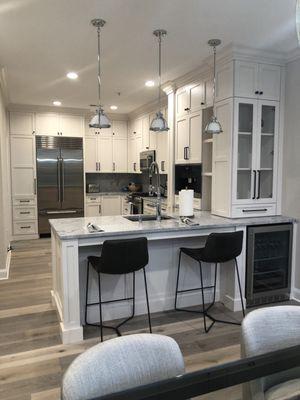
[50,212,296,344]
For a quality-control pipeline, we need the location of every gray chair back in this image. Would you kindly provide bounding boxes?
[62,333,185,400]
[241,305,300,400]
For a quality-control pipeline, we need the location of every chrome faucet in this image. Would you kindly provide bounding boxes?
[149,161,161,221]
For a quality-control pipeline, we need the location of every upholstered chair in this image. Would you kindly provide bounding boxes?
[62,333,185,400]
[241,306,300,400]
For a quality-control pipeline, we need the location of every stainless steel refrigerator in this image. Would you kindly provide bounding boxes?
[36,136,84,235]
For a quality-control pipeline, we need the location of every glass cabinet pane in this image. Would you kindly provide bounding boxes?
[258,105,276,199]
[237,103,253,200]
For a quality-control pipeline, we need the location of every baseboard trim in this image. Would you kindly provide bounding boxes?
[0,250,11,280]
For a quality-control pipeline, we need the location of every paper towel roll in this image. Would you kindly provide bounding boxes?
[179,189,194,217]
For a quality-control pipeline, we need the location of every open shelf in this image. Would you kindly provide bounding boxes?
[203,172,212,177]
[261,133,274,137]
[237,168,251,171]
[238,131,252,136]
[203,138,213,144]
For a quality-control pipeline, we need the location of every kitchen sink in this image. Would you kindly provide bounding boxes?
[123,215,173,222]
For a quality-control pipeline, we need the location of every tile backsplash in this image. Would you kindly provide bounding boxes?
[86,173,167,193]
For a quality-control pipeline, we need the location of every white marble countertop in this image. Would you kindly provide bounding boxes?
[49,211,295,241]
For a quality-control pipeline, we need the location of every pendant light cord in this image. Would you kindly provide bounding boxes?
[97,26,101,110]
[212,45,216,111]
[158,34,162,112]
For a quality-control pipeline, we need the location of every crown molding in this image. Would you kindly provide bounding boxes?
[128,96,167,120]
[7,103,129,120]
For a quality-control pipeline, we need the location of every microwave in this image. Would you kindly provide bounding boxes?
[140,150,156,172]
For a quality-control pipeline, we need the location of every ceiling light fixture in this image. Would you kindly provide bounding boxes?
[89,18,111,129]
[150,29,169,132]
[53,100,61,106]
[145,80,155,87]
[66,72,78,80]
[205,39,223,135]
[110,105,118,110]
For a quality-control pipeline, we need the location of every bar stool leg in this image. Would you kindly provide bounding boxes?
[199,262,215,333]
[174,250,182,310]
[206,263,218,313]
[235,258,245,317]
[97,272,103,342]
[84,261,90,325]
[143,268,152,333]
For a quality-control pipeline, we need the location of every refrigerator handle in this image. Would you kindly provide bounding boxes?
[61,158,65,202]
[57,157,61,203]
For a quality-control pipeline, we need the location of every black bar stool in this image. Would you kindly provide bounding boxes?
[85,237,152,342]
[175,231,245,333]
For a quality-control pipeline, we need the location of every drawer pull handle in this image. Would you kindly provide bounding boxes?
[20,212,30,215]
[242,208,268,213]
[20,226,31,229]
[20,200,30,203]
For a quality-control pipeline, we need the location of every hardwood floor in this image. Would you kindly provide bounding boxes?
[0,238,285,399]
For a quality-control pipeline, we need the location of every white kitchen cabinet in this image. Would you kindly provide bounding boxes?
[101,195,121,216]
[10,134,38,236]
[156,131,168,173]
[10,135,36,199]
[97,137,113,172]
[86,203,102,217]
[234,61,281,101]
[176,82,205,118]
[84,136,98,172]
[35,113,84,137]
[175,111,202,164]
[128,134,142,173]
[112,120,127,138]
[233,98,279,206]
[113,137,127,172]
[9,112,34,136]
[211,97,280,218]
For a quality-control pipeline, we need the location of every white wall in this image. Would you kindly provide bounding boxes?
[282,57,300,289]
[0,86,10,273]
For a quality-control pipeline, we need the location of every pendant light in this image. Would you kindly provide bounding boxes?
[150,29,169,132]
[89,18,111,129]
[205,39,223,135]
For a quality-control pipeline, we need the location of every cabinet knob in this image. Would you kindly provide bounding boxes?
[201,102,205,105]
[259,91,263,95]
[184,107,190,111]
[255,91,259,95]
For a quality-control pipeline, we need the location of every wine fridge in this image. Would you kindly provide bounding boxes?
[246,224,293,307]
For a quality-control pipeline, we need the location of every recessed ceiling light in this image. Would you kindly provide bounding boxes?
[110,105,118,110]
[145,80,155,87]
[67,72,78,80]
[53,100,62,106]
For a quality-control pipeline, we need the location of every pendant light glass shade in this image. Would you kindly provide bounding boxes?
[150,111,169,132]
[205,39,222,135]
[89,108,111,129]
[204,116,223,134]
[89,19,111,129]
[150,29,169,132]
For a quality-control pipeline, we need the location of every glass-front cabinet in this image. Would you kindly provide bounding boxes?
[233,98,279,205]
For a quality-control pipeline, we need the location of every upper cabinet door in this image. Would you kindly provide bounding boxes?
[59,115,84,137]
[35,113,60,136]
[258,64,281,101]
[255,100,279,202]
[176,89,189,117]
[9,112,34,136]
[113,137,127,173]
[234,61,258,99]
[175,117,189,164]
[141,115,150,150]
[112,120,127,138]
[84,136,98,173]
[97,136,113,172]
[190,82,205,113]
[188,113,202,163]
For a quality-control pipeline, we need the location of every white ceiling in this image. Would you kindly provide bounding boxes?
[0,0,298,114]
